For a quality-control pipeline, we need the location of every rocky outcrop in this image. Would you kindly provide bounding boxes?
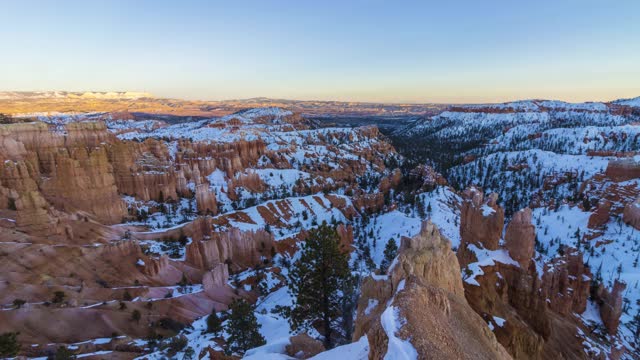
[15,189,60,237]
[38,146,126,224]
[504,208,535,268]
[177,139,266,181]
[605,157,640,182]
[352,192,385,214]
[0,122,127,226]
[354,221,511,360]
[458,187,504,267]
[185,228,275,272]
[460,187,504,250]
[588,199,612,230]
[108,140,180,202]
[195,184,217,215]
[378,169,402,193]
[202,263,230,298]
[228,171,265,194]
[596,280,626,335]
[336,224,354,251]
[623,196,640,230]
[456,189,613,358]
[285,334,325,359]
[540,248,591,315]
[409,164,448,190]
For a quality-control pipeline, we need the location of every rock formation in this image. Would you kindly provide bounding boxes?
[185,228,275,272]
[0,122,127,226]
[588,199,612,230]
[354,221,511,360]
[540,248,591,315]
[460,187,504,250]
[285,334,326,359]
[504,207,535,268]
[195,184,217,215]
[457,188,625,358]
[605,157,640,182]
[623,196,640,230]
[457,187,505,267]
[597,280,626,335]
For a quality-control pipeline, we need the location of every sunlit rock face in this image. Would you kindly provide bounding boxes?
[354,221,511,360]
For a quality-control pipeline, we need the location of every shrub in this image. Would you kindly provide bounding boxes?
[52,291,66,304]
[12,299,26,309]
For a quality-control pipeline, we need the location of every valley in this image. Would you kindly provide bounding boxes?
[0,93,639,359]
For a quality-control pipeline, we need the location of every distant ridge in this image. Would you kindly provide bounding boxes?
[0,91,153,100]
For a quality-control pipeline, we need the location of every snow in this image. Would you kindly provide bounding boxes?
[308,335,369,359]
[253,168,312,189]
[481,204,495,217]
[418,187,461,248]
[493,316,506,327]
[244,342,292,359]
[579,300,605,326]
[255,287,295,346]
[458,149,610,182]
[463,244,520,286]
[244,335,370,360]
[222,107,293,124]
[139,315,221,360]
[207,169,228,188]
[364,299,379,316]
[124,196,197,230]
[106,119,163,133]
[138,238,190,261]
[448,99,609,112]
[217,193,352,241]
[77,351,113,358]
[459,100,541,112]
[380,306,418,360]
[533,203,640,345]
[613,96,640,107]
[362,210,422,265]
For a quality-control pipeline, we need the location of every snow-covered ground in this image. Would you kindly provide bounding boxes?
[216,193,353,240]
[124,196,197,230]
[532,204,640,348]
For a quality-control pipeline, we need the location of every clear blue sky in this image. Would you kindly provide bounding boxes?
[1,0,639,103]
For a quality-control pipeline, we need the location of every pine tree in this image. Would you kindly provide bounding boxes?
[288,222,353,348]
[53,346,76,360]
[632,309,640,341]
[206,309,222,336]
[131,309,141,323]
[225,299,265,354]
[379,238,398,274]
[0,332,20,358]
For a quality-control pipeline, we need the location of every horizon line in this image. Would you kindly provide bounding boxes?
[1,89,639,106]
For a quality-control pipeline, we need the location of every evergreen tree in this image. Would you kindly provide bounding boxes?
[131,309,141,323]
[12,299,25,309]
[52,346,76,360]
[288,222,353,348]
[225,299,265,354]
[206,309,222,336]
[631,309,640,342]
[0,332,20,358]
[379,238,398,274]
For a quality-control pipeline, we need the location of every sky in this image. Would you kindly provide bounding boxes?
[1,0,639,104]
